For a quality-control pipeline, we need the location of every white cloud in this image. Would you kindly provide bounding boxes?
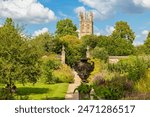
[74,6,86,14]
[94,25,114,36]
[78,0,150,20]
[133,30,149,45]
[0,24,2,27]
[58,11,68,18]
[33,27,49,36]
[79,0,117,20]
[133,0,150,8]
[0,0,56,24]
[94,25,101,36]
[105,26,115,35]
[95,32,101,36]
[142,30,149,35]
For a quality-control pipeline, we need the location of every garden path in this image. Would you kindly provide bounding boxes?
[65,69,81,100]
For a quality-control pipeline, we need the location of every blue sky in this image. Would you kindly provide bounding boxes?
[0,0,150,45]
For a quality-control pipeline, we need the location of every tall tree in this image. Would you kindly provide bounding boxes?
[0,18,41,98]
[97,36,135,56]
[112,21,135,43]
[144,32,150,54]
[81,35,99,49]
[55,19,78,37]
[60,35,82,67]
[147,32,150,39]
[31,32,54,56]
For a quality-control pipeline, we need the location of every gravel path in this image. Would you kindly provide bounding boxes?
[65,70,81,100]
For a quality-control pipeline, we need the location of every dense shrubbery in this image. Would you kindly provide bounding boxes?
[108,57,149,81]
[134,68,150,93]
[93,75,133,100]
[128,58,148,81]
[87,59,103,82]
[53,64,74,83]
[97,36,135,56]
[42,54,61,84]
[92,47,109,62]
[42,54,74,84]
[92,56,150,100]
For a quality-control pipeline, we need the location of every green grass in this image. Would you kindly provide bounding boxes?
[0,83,69,100]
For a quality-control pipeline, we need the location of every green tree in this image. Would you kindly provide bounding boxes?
[0,18,41,98]
[60,35,82,67]
[112,21,135,43]
[31,32,54,56]
[97,36,135,56]
[147,32,150,38]
[81,35,99,49]
[55,19,78,37]
[144,32,150,54]
[134,45,146,55]
[92,47,109,62]
[43,59,60,84]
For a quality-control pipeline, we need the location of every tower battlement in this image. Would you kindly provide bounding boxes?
[79,12,93,38]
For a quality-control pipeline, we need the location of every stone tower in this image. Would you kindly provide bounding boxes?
[79,12,93,38]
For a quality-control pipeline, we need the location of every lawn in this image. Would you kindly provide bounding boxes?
[0,83,69,100]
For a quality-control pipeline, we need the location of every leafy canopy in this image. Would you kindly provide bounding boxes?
[112,21,135,43]
[0,18,41,87]
[55,18,78,37]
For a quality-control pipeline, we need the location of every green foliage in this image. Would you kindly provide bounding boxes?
[144,32,150,54]
[30,32,54,56]
[51,37,63,54]
[81,35,99,49]
[53,64,74,83]
[60,35,82,67]
[49,35,83,67]
[108,58,131,73]
[134,45,146,55]
[74,82,92,94]
[134,69,150,93]
[108,57,149,81]
[88,59,102,82]
[93,76,133,100]
[0,18,41,88]
[97,36,135,56]
[0,87,15,100]
[92,47,109,62]
[42,54,74,84]
[43,55,61,84]
[112,21,135,43]
[128,57,148,81]
[55,18,78,37]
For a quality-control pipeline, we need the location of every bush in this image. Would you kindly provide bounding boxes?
[74,82,92,94]
[134,68,150,93]
[42,54,74,84]
[92,73,105,86]
[53,64,74,83]
[92,47,109,62]
[42,54,61,84]
[108,58,132,73]
[87,59,103,82]
[93,75,133,100]
[43,59,60,84]
[108,56,149,81]
[128,57,148,81]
